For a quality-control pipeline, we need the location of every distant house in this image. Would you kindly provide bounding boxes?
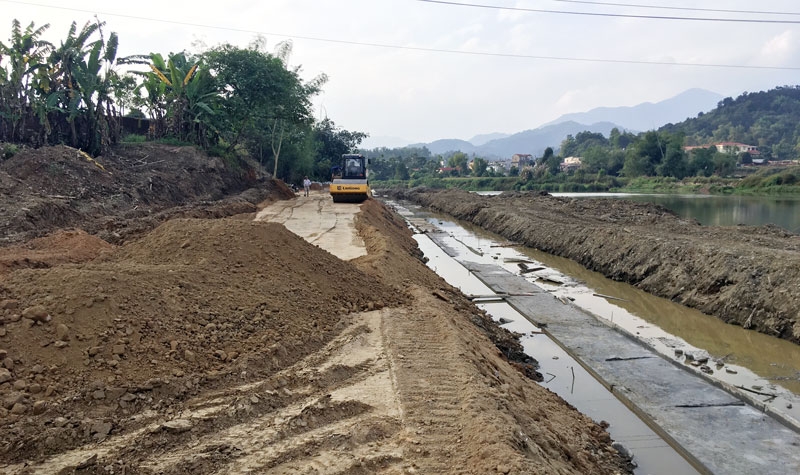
[437,166,457,174]
[511,154,533,169]
[715,142,758,154]
[684,142,759,156]
[560,156,582,172]
[488,161,507,174]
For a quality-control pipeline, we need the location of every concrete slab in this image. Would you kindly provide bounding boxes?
[255,192,366,261]
[459,257,800,474]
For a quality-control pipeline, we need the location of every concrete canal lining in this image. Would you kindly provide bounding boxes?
[423,229,800,475]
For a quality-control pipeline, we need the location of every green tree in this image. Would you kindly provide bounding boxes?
[540,146,560,175]
[580,146,610,173]
[713,152,737,176]
[46,20,131,154]
[447,151,469,175]
[203,42,323,175]
[472,156,488,176]
[394,162,410,180]
[313,118,367,180]
[560,134,577,157]
[656,144,689,179]
[622,131,663,177]
[0,20,52,143]
[688,146,716,177]
[609,127,636,149]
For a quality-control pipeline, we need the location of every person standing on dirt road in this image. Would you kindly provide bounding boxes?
[303,176,311,197]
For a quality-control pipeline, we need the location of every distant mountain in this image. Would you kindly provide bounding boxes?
[408,121,623,158]
[477,121,622,157]
[544,88,723,132]
[468,132,509,146]
[411,138,477,155]
[370,88,726,159]
[360,135,413,149]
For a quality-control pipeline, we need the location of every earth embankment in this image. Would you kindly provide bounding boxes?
[387,188,800,345]
[0,143,294,246]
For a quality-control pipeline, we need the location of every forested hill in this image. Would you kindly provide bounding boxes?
[659,86,800,160]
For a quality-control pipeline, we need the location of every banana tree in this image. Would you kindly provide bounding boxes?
[143,52,217,144]
[48,20,103,148]
[0,20,53,143]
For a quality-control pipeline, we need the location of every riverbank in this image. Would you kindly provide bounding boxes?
[372,165,800,196]
[386,188,800,346]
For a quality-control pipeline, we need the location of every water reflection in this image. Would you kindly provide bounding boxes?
[519,245,800,395]
[553,193,800,233]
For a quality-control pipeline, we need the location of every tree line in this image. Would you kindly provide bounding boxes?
[661,86,800,160]
[0,19,365,183]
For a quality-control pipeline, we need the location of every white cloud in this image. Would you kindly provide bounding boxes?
[759,31,797,65]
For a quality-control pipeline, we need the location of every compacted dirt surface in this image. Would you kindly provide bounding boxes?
[0,145,632,474]
[387,188,800,346]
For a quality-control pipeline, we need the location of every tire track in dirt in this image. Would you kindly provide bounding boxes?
[4,310,406,474]
[384,287,509,473]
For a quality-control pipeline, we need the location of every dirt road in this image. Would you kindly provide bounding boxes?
[255,191,367,261]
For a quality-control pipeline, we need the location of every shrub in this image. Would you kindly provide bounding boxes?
[1,143,20,159]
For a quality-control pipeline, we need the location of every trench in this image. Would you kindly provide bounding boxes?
[386,198,800,475]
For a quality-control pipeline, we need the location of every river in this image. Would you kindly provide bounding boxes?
[478,192,800,233]
[564,193,800,233]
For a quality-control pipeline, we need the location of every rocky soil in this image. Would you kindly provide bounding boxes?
[387,188,800,346]
[0,145,632,473]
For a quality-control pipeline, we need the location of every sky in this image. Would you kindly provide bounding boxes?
[3,0,800,147]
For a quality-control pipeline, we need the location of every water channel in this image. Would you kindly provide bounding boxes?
[385,197,800,474]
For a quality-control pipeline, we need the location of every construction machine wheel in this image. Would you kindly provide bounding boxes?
[331,193,368,203]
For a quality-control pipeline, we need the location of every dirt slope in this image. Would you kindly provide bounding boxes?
[388,187,800,345]
[0,143,294,246]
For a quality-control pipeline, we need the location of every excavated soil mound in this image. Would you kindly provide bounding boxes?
[389,188,800,345]
[0,218,405,462]
[0,143,294,245]
[0,230,114,277]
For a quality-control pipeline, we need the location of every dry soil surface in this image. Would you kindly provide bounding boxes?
[387,187,800,345]
[0,146,632,474]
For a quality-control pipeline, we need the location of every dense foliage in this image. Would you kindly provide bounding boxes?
[0,19,365,183]
[661,86,800,160]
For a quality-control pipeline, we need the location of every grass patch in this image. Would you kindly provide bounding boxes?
[121,134,147,144]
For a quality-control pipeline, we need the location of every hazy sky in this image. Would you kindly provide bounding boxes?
[3,0,799,146]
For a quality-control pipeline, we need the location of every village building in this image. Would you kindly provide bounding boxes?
[714,142,759,155]
[511,153,533,169]
[560,156,582,172]
[683,142,760,156]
